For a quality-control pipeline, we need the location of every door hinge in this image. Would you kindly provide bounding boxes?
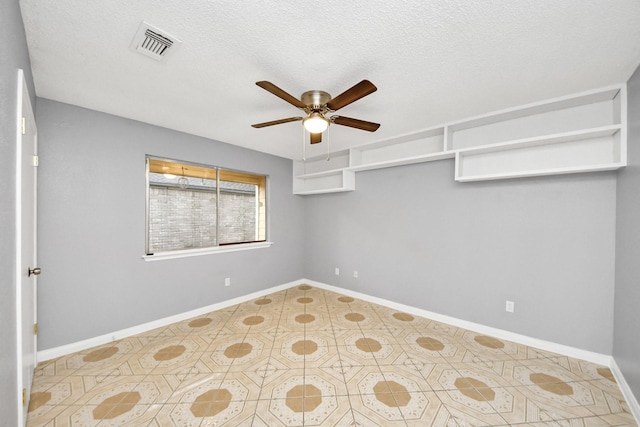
[22,388,27,406]
[34,323,38,335]
[33,155,39,167]
[21,117,26,135]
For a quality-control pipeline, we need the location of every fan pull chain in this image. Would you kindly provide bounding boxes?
[301,126,307,161]
[326,126,331,162]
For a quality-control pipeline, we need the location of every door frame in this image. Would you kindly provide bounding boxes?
[15,68,38,426]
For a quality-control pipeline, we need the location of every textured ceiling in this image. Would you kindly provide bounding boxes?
[19,0,640,160]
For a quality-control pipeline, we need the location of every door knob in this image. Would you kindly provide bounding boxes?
[28,267,41,277]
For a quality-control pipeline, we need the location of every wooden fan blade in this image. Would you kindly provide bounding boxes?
[251,117,303,128]
[310,132,322,144]
[326,80,377,111]
[256,81,307,109]
[332,116,380,132]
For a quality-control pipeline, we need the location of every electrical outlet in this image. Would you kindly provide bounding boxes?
[505,300,514,313]
[353,270,358,278]
[225,278,231,287]
[335,268,340,276]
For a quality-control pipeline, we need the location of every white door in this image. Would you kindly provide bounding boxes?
[16,69,38,426]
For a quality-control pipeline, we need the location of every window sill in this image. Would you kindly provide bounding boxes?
[142,241,274,262]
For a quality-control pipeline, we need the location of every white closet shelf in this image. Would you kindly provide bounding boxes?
[293,169,355,195]
[455,126,624,182]
[456,125,621,156]
[294,187,355,195]
[295,168,347,180]
[446,88,620,134]
[455,163,623,183]
[292,85,627,194]
[349,150,455,172]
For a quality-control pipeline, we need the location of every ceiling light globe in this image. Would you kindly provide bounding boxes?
[303,114,329,133]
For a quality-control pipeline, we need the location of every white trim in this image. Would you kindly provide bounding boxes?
[15,68,25,427]
[619,84,628,165]
[610,358,640,425]
[304,279,613,366]
[142,241,273,261]
[37,279,304,361]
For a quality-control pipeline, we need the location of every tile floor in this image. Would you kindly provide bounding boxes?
[27,284,637,426]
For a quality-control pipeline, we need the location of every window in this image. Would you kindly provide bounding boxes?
[145,157,267,255]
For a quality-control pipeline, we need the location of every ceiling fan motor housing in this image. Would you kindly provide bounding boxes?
[301,90,331,110]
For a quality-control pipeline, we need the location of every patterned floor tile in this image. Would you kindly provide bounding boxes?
[458,331,520,361]
[27,286,638,426]
[25,403,70,426]
[166,372,227,404]
[255,397,304,426]
[349,391,407,424]
[379,363,435,393]
[435,389,509,425]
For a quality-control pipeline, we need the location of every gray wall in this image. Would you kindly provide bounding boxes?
[304,160,617,354]
[36,99,305,350]
[614,65,640,399]
[0,1,34,424]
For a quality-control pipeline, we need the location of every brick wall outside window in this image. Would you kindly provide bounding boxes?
[148,186,256,253]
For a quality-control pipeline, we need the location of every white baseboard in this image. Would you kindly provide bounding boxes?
[37,279,305,362]
[610,358,640,424]
[303,279,613,366]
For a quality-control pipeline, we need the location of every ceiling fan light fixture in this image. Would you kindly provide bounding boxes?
[303,113,329,133]
[252,80,379,143]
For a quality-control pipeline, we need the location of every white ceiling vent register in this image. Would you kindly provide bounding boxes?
[130,21,182,61]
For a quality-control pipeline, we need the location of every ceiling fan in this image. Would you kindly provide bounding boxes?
[251,80,380,144]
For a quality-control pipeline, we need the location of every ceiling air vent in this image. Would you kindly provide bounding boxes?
[130,21,182,61]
